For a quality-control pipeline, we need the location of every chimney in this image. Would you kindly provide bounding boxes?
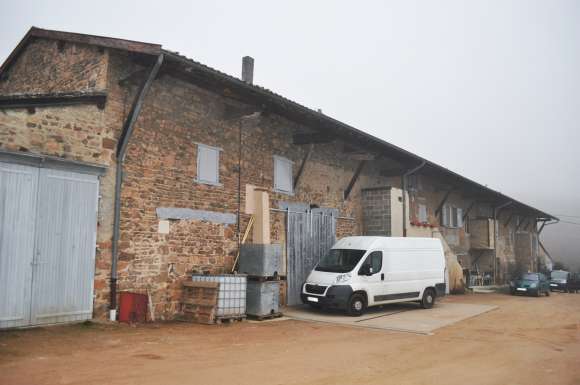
[241,56,254,84]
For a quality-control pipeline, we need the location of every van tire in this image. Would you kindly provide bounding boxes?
[347,293,366,317]
[421,288,436,309]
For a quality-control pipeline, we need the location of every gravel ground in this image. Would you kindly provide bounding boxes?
[1,292,579,385]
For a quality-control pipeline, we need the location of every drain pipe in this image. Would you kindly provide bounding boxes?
[110,54,164,321]
[402,161,426,237]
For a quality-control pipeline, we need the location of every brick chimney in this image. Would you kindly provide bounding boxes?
[241,56,254,84]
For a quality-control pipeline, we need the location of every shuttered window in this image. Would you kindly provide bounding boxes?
[418,204,428,223]
[442,204,453,227]
[274,155,293,194]
[451,207,459,227]
[196,144,221,185]
[442,204,463,229]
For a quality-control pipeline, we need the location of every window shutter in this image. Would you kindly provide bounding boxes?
[442,204,448,226]
[197,144,220,184]
[418,204,428,223]
[274,156,293,194]
[452,207,458,228]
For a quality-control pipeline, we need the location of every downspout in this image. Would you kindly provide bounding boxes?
[110,54,164,321]
[402,161,426,237]
[492,201,512,284]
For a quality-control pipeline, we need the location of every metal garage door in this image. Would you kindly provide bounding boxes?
[0,161,99,328]
[286,206,337,306]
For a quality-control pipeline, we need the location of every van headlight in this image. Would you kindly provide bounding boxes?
[335,273,351,284]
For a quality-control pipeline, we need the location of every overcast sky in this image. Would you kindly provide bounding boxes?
[1,0,579,269]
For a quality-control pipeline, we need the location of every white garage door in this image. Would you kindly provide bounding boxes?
[0,161,99,328]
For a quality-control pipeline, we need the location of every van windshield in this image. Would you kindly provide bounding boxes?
[315,249,366,273]
[551,271,568,280]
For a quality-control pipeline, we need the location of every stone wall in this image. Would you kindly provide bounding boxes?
[0,38,108,94]
[113,58,394,318]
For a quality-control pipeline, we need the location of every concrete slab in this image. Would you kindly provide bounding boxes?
[283,301,497,335]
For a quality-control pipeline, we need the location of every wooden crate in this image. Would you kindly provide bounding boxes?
[180,281,220,325]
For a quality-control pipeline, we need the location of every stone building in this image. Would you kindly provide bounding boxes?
[0,28,556,327]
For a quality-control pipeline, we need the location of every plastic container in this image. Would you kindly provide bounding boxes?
[246,280,280,317]
[239,244,283,277]
[191,274,247,317]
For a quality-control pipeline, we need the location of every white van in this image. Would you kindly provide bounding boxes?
[301,236,446,316]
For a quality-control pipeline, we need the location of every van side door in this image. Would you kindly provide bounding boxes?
[357,250,384,306]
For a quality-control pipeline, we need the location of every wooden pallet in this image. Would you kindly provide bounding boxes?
[180,281,219,325]
[247,312,283,321]
[215,314,247,325]
[246,275,282,282]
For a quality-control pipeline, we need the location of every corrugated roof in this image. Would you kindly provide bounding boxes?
[0,27,557,221]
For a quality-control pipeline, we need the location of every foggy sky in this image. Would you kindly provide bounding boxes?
[1,0,579,269]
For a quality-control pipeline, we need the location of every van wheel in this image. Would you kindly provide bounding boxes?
[347,294,366,317]
[421,289,436,309]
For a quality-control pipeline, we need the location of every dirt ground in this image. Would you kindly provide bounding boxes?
[1,292,579,385]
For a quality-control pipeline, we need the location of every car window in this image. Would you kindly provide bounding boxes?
[522,273,539,281]
[361,251,382,274]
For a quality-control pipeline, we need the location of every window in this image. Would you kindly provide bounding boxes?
[274,155,293,194]
[360,251,383,275]
[196,143,221,185]
[418,204,428,223]
[442,204,463,228]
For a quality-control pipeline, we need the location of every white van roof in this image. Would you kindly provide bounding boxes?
[333,236,442,250]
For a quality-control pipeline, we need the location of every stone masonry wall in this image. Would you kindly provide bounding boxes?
[0,38,108,94]
[118,69,393,318]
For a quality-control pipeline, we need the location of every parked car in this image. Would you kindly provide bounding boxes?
[301,236,446,316]
[510,273,550,297]
[566,273,580,293]
[549,270,570,292]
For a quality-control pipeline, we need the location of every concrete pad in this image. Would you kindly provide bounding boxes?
[283,301,497,335]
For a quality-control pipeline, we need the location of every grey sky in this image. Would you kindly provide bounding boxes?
[1,0,579,269]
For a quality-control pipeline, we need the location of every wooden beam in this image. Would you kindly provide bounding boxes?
[538,220,546,234]
[463,201,476,221]
[293,133,334,145]
[504,214,514,227]
[539,240,552,259]
[0,91,107,110]
[293,144,313,190]
[343,160,366,200]
[435,189,453,216]
[514,217,526,232]
[349,153,375,161]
